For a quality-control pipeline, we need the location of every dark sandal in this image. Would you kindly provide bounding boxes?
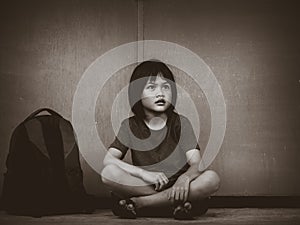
[110,192,137,219]
[173,202,193,220]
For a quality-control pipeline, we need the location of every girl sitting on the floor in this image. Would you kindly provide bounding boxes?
[101,60,220,219]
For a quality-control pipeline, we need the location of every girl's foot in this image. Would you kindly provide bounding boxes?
[173,202,193,220]
[110,192,137,219]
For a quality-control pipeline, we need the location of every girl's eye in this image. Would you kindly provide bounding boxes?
[146,85,155,90]
[162,84,171,90]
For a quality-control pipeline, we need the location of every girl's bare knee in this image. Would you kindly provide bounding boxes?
[203,170,220,193]
[189,170,220,201]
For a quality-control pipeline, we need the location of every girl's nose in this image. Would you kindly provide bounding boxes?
[156,87,164,98]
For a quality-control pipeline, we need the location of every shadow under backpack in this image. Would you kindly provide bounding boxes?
[1,108,95,217]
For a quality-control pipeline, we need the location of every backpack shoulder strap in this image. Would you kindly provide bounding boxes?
[24,119,50,159]
[59,119,76,158]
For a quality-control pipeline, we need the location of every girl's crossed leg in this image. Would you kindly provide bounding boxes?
[101,164,220,216]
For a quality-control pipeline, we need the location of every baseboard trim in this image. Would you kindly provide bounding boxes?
[208,196,300,208]
[0,196,299,211]
[93,196,300,209]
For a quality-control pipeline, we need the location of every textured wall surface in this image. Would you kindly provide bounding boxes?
[0,0,299,197]
[0,0,138,197]
[142,0,300,196]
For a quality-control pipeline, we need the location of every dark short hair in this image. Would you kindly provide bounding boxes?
[128,60,177,119]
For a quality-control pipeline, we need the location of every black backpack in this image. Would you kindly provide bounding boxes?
[1,108,95,217]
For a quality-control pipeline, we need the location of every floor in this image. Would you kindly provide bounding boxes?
[0,208,300,225]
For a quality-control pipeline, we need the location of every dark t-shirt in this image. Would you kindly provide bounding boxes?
[109,111,200,179]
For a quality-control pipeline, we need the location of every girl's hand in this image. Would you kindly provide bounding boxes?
[168,174,190,204]
[140,170,169,191]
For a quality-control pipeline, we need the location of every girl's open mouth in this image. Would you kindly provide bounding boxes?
[155,99,166,105]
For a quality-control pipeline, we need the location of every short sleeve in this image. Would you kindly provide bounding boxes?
[109,119,130,159]
[178,116,200,153]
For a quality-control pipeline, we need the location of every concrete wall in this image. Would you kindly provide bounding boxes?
[0,0,299,197]
[0,0,138,197]
[142,0,300,196]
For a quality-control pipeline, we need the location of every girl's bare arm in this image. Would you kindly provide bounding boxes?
[103,147,143,178]
[103,147,169,190]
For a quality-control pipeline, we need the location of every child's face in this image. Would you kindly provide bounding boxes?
[141,74,172,114]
